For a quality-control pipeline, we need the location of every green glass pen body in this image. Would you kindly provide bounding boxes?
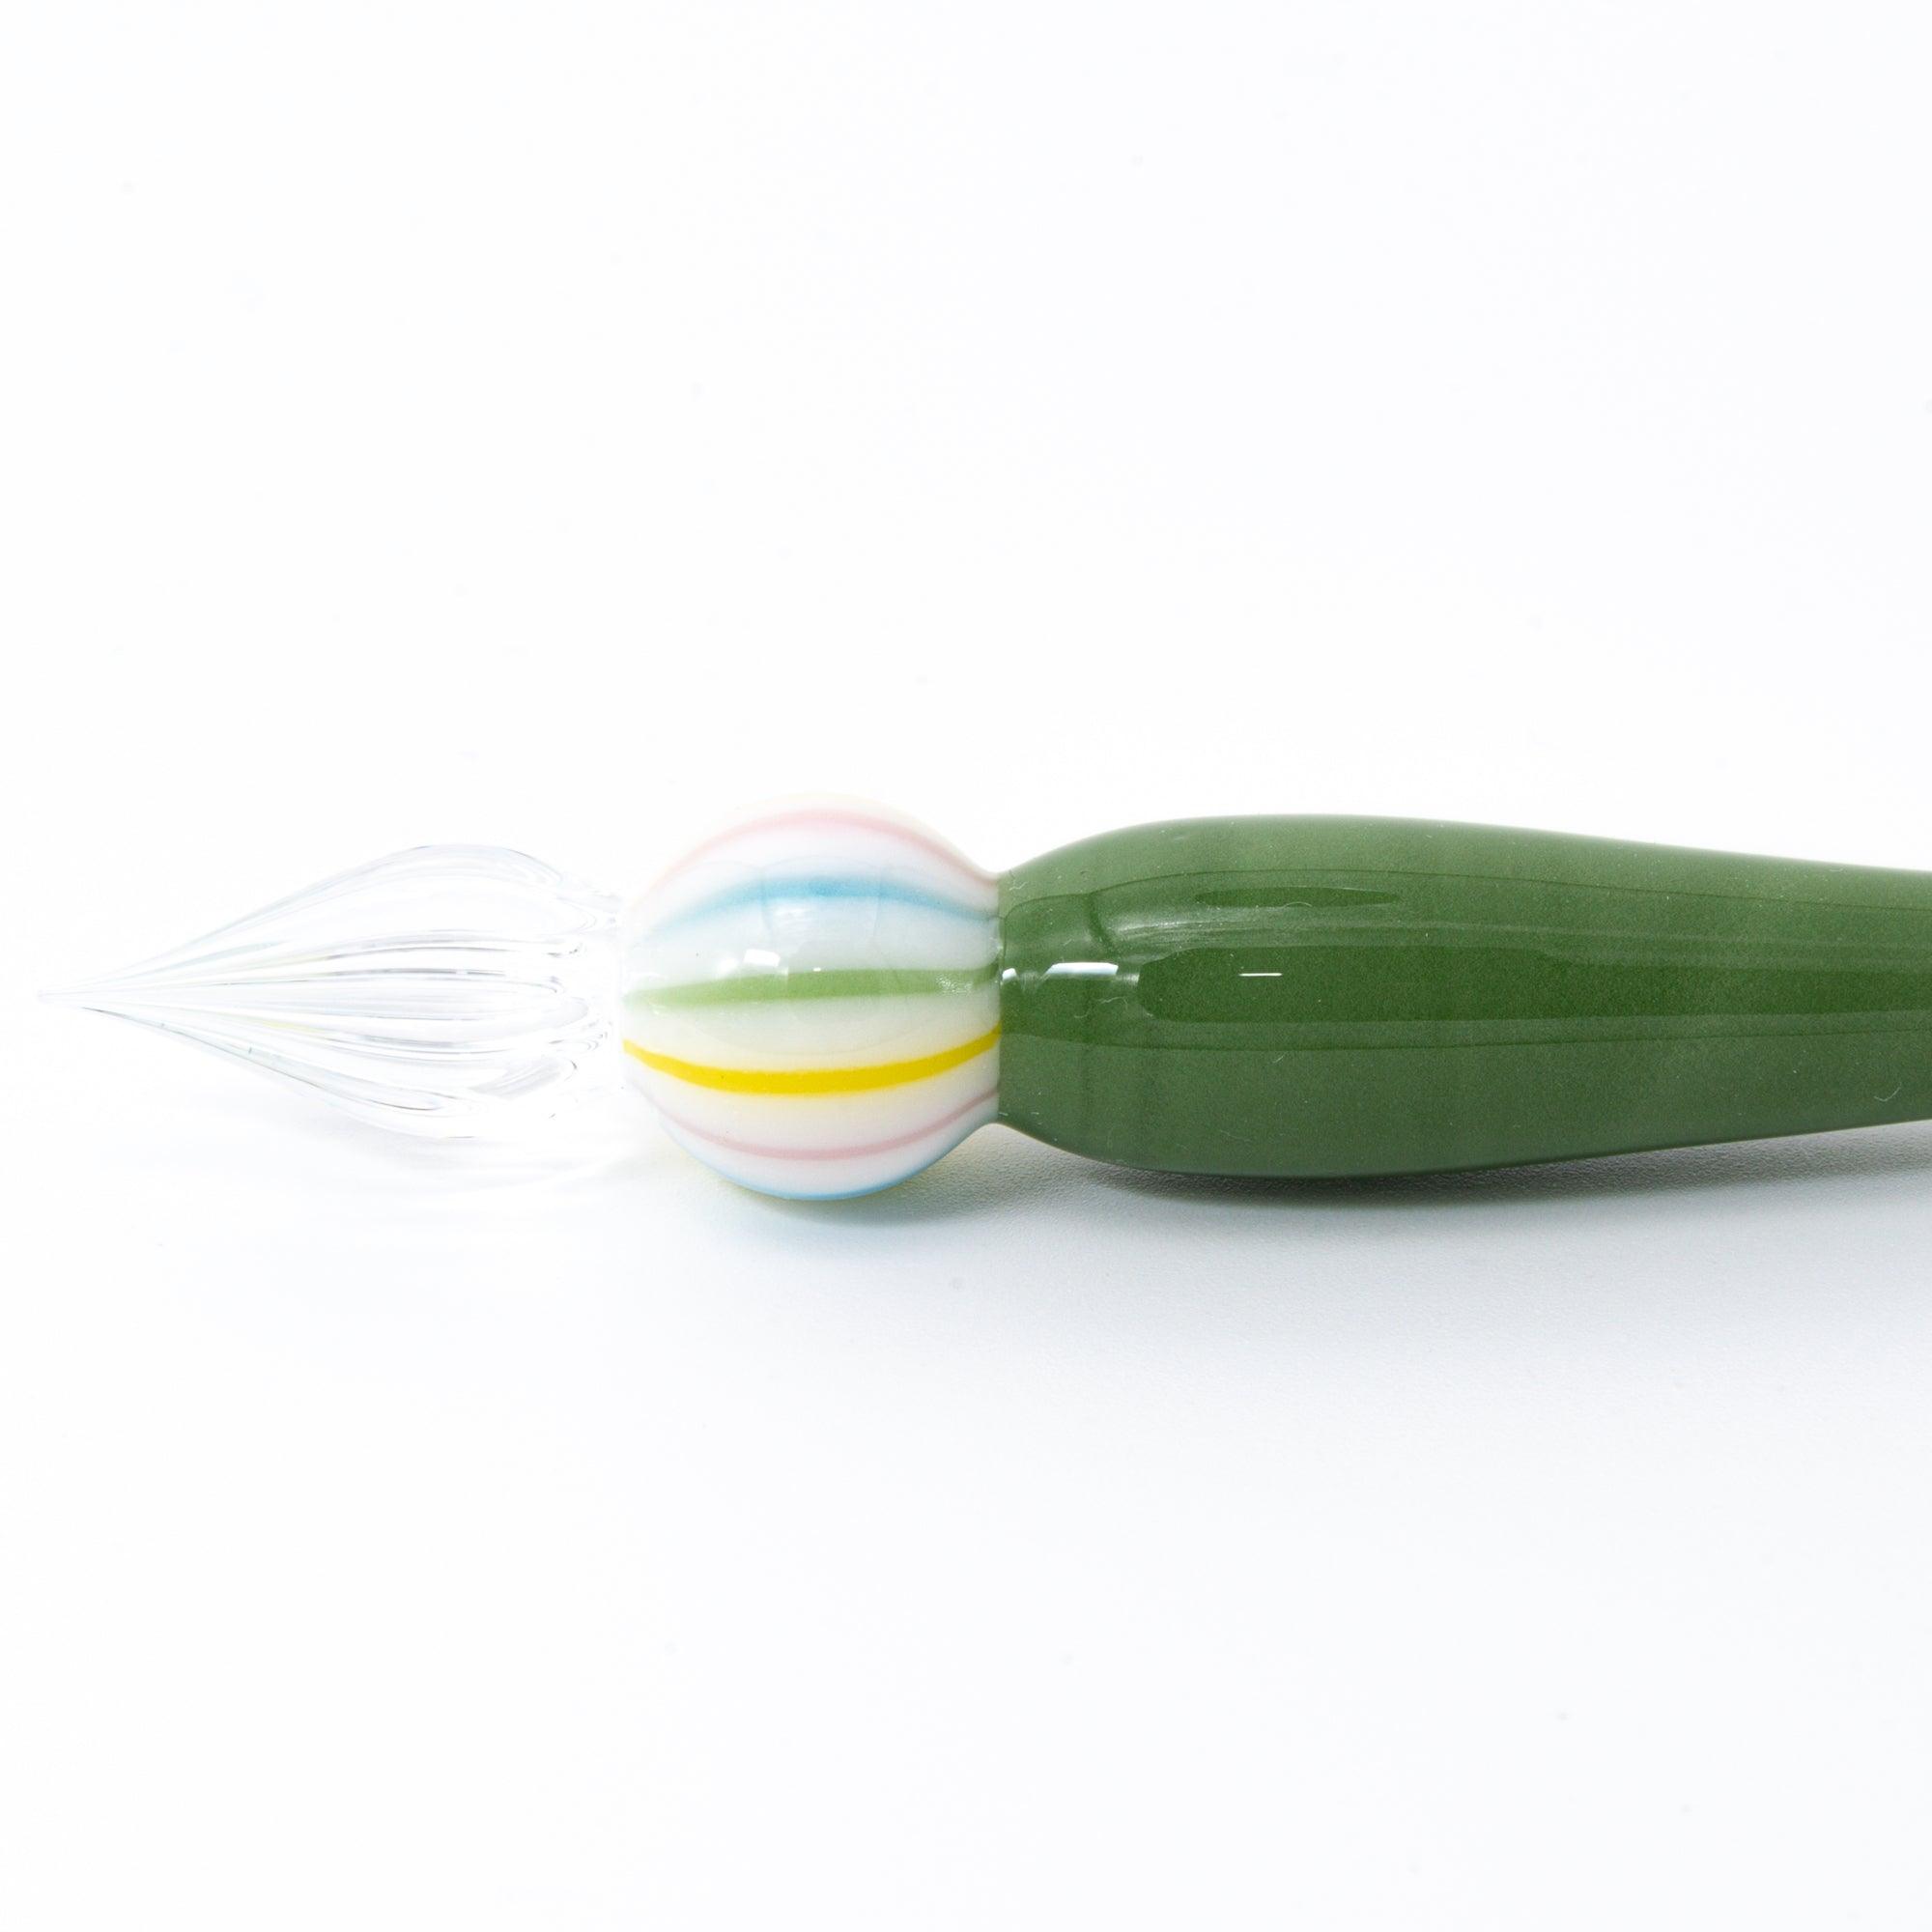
[995,817,1932,1179]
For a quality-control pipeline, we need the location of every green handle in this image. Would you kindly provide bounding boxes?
[996,817,1932,1178]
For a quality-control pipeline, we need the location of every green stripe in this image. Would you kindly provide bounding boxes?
[626,961,999,1010]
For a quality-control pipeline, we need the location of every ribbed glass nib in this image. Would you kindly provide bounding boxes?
[46,846,621,1136]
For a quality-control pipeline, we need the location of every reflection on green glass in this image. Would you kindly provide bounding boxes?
[997,818,1932,1179]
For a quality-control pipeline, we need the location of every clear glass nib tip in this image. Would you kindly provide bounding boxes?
[46,845,622,1137]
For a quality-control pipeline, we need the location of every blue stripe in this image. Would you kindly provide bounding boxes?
[643,875,989,936]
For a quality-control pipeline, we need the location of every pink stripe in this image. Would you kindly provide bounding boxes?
[656,1087,998,1163]
[646,808,995,896]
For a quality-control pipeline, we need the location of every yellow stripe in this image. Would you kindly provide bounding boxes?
[623,1025,1000,1095]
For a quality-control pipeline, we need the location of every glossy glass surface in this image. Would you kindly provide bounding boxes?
[998,817,1932,1178]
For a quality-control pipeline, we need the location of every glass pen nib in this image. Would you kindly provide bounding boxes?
[47,845,620,1137]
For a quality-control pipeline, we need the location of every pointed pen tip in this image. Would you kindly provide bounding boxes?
[34,842,621,1137]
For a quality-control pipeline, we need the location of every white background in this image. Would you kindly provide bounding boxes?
[4,4,1931,1926]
